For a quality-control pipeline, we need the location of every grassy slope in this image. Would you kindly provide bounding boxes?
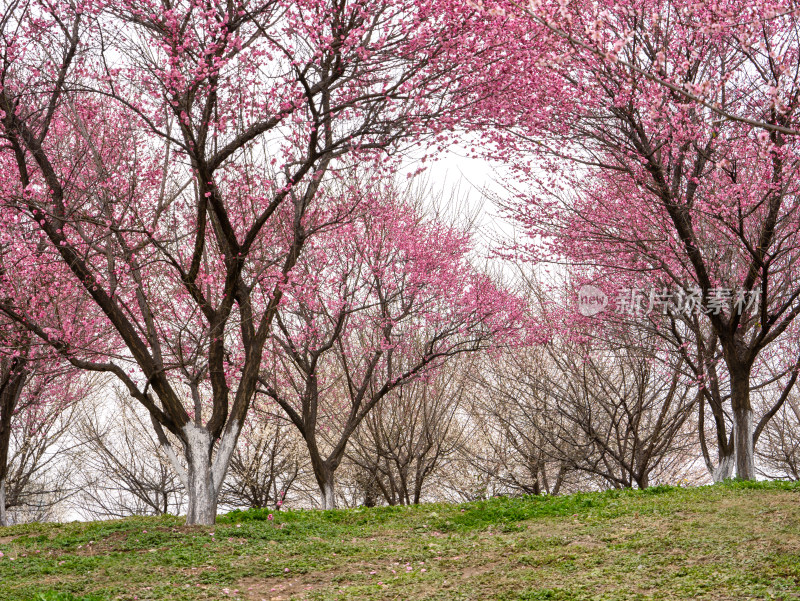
[0,481,799,601]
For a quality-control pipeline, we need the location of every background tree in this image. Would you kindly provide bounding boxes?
[258,188,524,508]
[0,361,83,525]
[467,0,800,480]
[477,321,699,491]
[470,349,575,496]
[219,399,304,511]
[346,360,470,506]
[71,390,187,520]
[757,394,800,481]
[0,314,90,525]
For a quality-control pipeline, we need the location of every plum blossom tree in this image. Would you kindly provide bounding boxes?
[0,322,89,526]
[519,0,800,138]
[0,233,97,525]
[642,308,800,481]
[0,325,33,527]
[0,0,487,523]
[466,0,800,480]
[257,188,526,508]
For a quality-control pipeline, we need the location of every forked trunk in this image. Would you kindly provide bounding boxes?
[712,452,735,482]
[308,449,339,510]
[177,422,233,526]
[177,421,241,525]
[140,416,238,526]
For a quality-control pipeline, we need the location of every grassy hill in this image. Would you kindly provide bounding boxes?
[1,481,799,601]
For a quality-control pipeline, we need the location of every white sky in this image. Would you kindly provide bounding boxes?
[399,140,521,258]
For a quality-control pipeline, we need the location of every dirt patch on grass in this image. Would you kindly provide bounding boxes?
[458,560,504,579]
[237,575,329,600]
[235,561,388,601]
[566,537,606,551]
[234,555,450,601]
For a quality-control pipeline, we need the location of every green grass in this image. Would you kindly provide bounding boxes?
[1,480,799,600]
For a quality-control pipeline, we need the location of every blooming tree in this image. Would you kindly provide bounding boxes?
[466,0,800,480]
[0,323,33,527]
[0,319,90,526]
[257,186,526,508]
[0,229,97,525]
[0,0,484,523]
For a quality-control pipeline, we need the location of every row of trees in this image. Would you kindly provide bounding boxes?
[2,0,800,524]
[0,0,510,524]
[6,312,800,521]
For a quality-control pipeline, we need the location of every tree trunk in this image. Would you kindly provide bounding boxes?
[0,478,7,527]
[183,426,217,526]
[733,405,756,480]
[712,451,735,482]
[551,466,565,495]
[185,457,216,524]
[169,420,242,526]
[730,369,756,480]
[0,359,26,529]
[413,480,423,505]
[700,396,736,482]
[309,449,339,510]
[320,473,336,510]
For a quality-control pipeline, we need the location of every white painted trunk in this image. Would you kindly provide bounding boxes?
[733,407,756,480]
[211,421,240,494]
[712,453,735,483]
[0,478,7,527]
[321,479,337,510]
[185,462,216,525]
[180,421,241,526]
[183,425,217,526]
